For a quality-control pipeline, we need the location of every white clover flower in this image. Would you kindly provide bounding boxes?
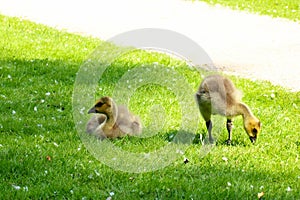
[222,157,228,162]
[12,184,21,190]
[260,186,264,190]
[270,93,275,98]
[109,192,115,196]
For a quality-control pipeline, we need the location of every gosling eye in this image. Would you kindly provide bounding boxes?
[95,102,104,107]
[252,128,258,134]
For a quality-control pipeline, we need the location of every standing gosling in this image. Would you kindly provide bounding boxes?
[86,96,142,139]
[196,74,261,144]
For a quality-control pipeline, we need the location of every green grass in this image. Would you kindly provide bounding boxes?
[1,15,300,199]
[199,0,300,22]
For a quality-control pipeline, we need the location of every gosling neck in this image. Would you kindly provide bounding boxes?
[236,102,254,120]
[104,101,118,127]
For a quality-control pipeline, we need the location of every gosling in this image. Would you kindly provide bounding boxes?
[196,74,261,144]
[86,96,142,139]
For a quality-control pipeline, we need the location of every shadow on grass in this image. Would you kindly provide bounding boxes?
[1,57,298,199]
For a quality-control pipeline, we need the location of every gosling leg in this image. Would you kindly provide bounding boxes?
[206,120,214,144]
[226,119,233,145]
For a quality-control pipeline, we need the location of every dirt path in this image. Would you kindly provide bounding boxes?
[1,0,299,91]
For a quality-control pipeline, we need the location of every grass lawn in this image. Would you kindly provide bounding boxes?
[0,15,299,199]
[199,0,300,22]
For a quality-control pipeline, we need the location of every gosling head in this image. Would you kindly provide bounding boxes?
[88,96,113,114]
[244,117,261,144]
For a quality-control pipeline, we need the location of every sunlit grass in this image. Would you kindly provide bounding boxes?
[0,15,299,199]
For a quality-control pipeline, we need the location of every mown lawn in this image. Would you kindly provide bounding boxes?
[0,15,299,199]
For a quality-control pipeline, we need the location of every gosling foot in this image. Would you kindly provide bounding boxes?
[226,139,232,145]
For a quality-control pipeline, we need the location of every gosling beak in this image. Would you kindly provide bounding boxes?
[88,107,96,114]
[249,136,256,144]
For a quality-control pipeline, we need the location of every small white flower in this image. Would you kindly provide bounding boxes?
[227,182,231,187]
[260,186,264,190]
[23,186,28,192]
[12,184,21,190]
[250,185,254,189]
[222,157,228,162]
[37,124,43,127]
[8,75,12,79]
[109,192,115,196]
[70,190,74,194]
[270,93,275,98]
[45,92,51,96]
[34,106,38,112]
[12,110,16,115]
[41,99,45,103]
[53,142,59,147]
[286,186,292,192]
[176,149,184,154]
[79,107,85,115]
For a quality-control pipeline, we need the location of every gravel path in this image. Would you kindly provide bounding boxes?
[1,0,300,91]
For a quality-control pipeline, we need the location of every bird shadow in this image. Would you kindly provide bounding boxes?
[166,130,249,147]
